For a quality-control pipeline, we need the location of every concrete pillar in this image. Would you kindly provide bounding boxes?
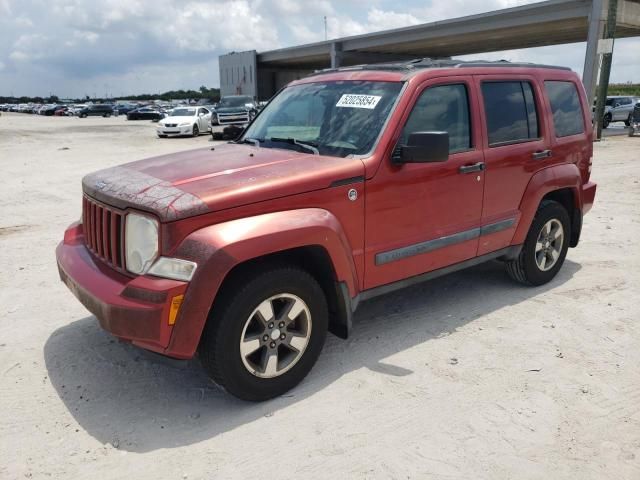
[330,42,343,69]
[594,0,618,140]
[582,0,605,108]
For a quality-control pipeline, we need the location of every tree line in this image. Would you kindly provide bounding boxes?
[1,86,221,104]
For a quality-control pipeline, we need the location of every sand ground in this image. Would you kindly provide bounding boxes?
[1,112,639,479]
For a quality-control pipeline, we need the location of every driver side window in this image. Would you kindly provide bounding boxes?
[400,84,471,153]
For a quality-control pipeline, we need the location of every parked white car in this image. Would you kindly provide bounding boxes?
[156,107,211,137]
[593,95,640,128]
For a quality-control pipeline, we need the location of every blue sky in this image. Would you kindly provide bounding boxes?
[0,0,638,98]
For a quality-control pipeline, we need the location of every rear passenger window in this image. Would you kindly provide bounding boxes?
[482,82,539,146]
[400,84,471,153]
[544,81,585,137]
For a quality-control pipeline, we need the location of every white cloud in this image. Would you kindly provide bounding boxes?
[15,16,32,27]
[0,0,11,15]
[0,0,638,98]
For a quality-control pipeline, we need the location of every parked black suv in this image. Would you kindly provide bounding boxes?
[78,104,114,118]
[212,95,258,126]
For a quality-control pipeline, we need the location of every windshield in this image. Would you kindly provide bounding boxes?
[242,80,403,158]
[170,108,196,116]
[219,96,253,107]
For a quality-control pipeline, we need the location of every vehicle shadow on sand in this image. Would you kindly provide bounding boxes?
[44,259,581,453]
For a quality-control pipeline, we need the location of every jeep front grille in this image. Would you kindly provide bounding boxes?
[82,196,125,271]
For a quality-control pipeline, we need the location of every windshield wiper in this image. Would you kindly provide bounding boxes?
[236,137,261,147]
[268,137,319,155]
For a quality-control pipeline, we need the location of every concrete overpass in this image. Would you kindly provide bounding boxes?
[218,0,640,102]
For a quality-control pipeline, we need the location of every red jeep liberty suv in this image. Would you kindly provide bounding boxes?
[57,59,597,401]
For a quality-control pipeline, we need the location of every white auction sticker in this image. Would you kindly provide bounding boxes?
[336,94,382,109]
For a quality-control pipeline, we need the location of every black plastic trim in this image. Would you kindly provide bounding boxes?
[376,228,479,265]
[330,176,365,188]
[480,218,515,236]
[375,218,516,266]
[329,281,353,339]
[570,209,582,248]
[362,245,522,302]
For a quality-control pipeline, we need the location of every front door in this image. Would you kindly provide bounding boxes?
[364,77,485,290]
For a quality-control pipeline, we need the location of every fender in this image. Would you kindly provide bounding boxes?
[163,208,359,358]
[512,163,582,245]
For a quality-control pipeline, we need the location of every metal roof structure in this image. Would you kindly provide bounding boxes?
[218,0,640,103]
[257,0,639,67]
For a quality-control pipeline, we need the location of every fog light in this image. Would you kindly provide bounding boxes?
[148,257,197,281]
[168,294,184,326]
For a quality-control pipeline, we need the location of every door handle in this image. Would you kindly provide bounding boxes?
[532,149,552,160]
[459,162,485,174]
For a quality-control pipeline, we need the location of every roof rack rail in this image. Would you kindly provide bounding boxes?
[314,58,571,75]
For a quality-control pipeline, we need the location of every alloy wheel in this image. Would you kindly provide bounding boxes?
[239,293,312,378]
[535,219,564,271]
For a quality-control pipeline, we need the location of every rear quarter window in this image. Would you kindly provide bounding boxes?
[544,81,585,137]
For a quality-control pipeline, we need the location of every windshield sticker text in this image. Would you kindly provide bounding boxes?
[336,94,382,109]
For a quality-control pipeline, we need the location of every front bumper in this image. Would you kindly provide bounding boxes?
[56,223,190,357]
[157,125,193,136]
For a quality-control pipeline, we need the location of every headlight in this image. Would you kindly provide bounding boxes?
[148,257,197,281]
[179,122,190,127]
[125,213,159,275]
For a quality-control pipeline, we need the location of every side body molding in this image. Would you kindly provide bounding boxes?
[165,208,360,358]
[512,163,582,245]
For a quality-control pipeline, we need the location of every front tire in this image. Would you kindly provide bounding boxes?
[603,114,611,129]
[506,201,570,286]
[625,114,631,127]
[199,266,328,401]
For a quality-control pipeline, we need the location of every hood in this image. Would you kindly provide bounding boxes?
[82,144,364,222]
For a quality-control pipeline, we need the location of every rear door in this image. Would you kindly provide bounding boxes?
[474,75,550,256]
[543,78,591,183]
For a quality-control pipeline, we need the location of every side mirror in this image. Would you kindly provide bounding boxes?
[397,131,449,164]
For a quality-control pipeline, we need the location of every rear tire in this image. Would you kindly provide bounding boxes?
[506,201,570,286]
[199,266,328,401]
[192,124,199,137]
[624,114,631,127]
